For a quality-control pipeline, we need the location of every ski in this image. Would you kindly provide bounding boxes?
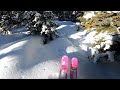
[70,57,78,79]
[59,55,69,79]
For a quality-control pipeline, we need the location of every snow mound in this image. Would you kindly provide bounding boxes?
[83,11,95,20]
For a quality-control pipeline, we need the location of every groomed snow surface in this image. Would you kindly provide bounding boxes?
[1,20,120,79]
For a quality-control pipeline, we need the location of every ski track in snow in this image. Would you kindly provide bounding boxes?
[1,20,120,79]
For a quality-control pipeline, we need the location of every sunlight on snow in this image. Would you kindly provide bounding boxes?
[79,45,88,51]
[56,25,67,30]
[0,55,18,61]
[66,46,78,53]
[0,40,28,56]
[83,11,95,20]
[82,31,96,44]
[69,31,87,39]
[69,34,81,39]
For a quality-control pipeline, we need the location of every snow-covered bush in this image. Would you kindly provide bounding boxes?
[24,11,60,44]
[53,11,84,22]
[89,31,120,63]
[80,11,120,63]
[93,33,120,63]
[0,11,26,35]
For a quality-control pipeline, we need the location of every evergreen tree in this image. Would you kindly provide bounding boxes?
[79,11,120,62]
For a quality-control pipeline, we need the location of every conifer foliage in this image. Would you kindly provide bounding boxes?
[79,11,120,63]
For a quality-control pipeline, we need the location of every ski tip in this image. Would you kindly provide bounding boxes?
[72,57,78,60]
[71,57,78,68]
[62,55,69,61]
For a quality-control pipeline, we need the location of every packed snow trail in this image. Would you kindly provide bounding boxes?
[1,21,120,79]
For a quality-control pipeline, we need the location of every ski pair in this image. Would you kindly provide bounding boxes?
[59,55,78,79]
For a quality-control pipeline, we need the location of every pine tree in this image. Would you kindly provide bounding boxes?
[80,11,120,34]
[79,11,120,62]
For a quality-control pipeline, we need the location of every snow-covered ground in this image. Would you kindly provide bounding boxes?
[1,20,120,79]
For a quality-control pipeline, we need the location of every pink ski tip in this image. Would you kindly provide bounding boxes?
[61,55,69,66]
[62,55,69,61]
[60,55,69,72]
[71,57,78,69]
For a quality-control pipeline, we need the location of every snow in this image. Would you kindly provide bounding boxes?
[106,51,115,62]
[94,51,116,63]
[83,11,95,20]
[94,52,107,63]
[1,20,120,79]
